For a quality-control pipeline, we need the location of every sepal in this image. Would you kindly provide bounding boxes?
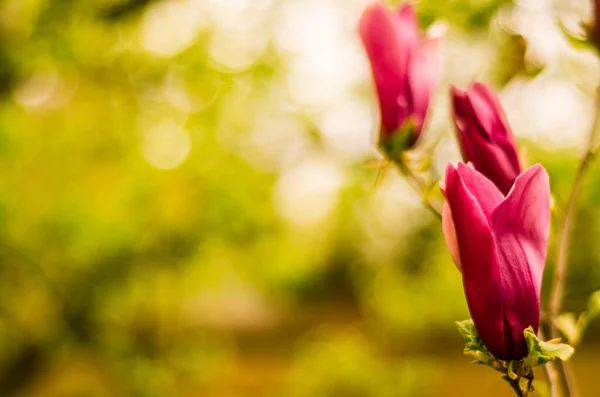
[378,118,416,160]
[456,319,574,372]
[455,319,498,367]
[523,327,574,367]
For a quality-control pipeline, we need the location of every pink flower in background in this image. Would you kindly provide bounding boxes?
[359,2,440,148]
[442,162,550,360]
[589,0,600,50]
[451,83,521,195]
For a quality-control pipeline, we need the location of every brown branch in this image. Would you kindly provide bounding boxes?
[503,375,524,397]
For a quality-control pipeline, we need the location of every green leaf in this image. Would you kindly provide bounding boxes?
[554,313,579,344]
[565,290,600,345]
[571,290,600,343]
[523,327,574,367]
[587,290,600,316]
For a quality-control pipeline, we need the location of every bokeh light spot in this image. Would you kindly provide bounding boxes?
[142,119,191,170]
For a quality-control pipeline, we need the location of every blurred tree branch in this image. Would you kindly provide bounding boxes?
[548,86,600,397]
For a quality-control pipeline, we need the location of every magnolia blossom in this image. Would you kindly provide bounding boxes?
[451,83,521,195]
[359,2,439,147]
[590,0,600,50]
[442,162,550,360]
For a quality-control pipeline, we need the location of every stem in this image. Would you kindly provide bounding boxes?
[548,151,596,326]
[543,362,561,397]
[538,329,560,397]
[558,360,580,397]
[396,158,442,219]
[503,376,524,397]
[547,87,600,396]
[524,373,534,397]
[549,89,600,323]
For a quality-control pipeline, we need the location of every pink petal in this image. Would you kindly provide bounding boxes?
[450,86,469,129]
[395,4,419,70]
[451,86,483,159]
[441,164,503,272]
[450,84,521,195]
[445,164,508,360]
[491,164,550,358]
[442,201,461,271]
[408,37,440,136]
[469,83,516,146]
[359,2,415,134]
[467,84,521,182]
[595,0,600,42]
[455,163,504,221]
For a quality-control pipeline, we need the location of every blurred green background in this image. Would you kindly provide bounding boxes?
[0,0,599,396]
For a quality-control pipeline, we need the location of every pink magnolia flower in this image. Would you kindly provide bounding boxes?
[442,162,550,360]
[359,2,439,147]
[451,83,521,195]
[590,0,600,49]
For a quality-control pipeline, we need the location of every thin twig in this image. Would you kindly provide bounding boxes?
[503,376,524,397]
[549,88,600,323]
[558,360,580,397]
[520,371,535,397]
[395,159,442,219]
[538,328,560,397]
[547,87,600,397]
[549,151,596,325]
